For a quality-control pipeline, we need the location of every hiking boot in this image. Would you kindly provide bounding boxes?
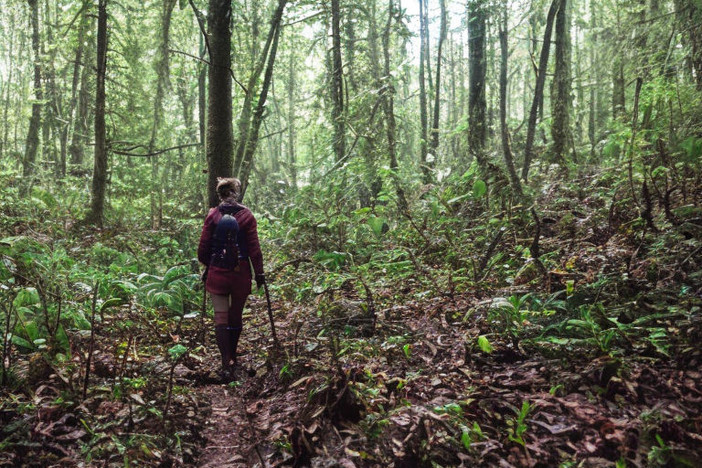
[217,366,234,384]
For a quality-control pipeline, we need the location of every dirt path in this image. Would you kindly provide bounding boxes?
[196,298,285,467]
[197,383,252,467]
[191,295,702,467]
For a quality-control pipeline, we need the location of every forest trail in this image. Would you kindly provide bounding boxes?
[191,292,702,467]
[196,297,295,467]
[198,383,251,467]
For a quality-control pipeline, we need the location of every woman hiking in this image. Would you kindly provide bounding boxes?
[198,177,265,380]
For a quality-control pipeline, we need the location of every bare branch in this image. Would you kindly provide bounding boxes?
[111,142,201,158]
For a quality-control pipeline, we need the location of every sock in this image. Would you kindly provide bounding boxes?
[215,324,233,369]
[229,327,242,365]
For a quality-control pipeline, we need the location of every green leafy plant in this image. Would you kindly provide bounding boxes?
[488,294,532,345]
[507,401,531,447]
[477,335,493,354]
[136,265,199,319]
[460,422,485,450]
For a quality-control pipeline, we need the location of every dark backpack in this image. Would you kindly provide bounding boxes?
[209,205,243,270]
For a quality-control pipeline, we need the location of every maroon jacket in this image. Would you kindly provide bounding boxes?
[197,204,264,277]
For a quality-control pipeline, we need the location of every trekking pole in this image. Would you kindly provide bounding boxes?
[200,286,207,343]
[263,282,280,347]
[199,267,208,343]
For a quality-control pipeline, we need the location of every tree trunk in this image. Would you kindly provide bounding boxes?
[612,57,625,119]
[382,0,407,211]
[287,50,297,189]
[468,0,489,174]
[428,0,446,175]
[521,0,558,181]
[235,0,288,199]
[148,0,177,228]
[70,36,92,168]
[498,8,523,197]
[573,17,584,145]
[418,0,429,181]
[330,0,345,163]
[86,0,108,226]
[206,0,234,208]
[198,32,206,160]
[238,12,284,199]
[551,0,573,166]
[587,0,597,156]
[22,0,42,188]
[612,6,625,118]
[42,0,63,177]
[448,33,459,161]
[233,0,287,178]
[684,3,702,89]
[1,7,16,160]
[363,0,384,205]
[344,14,357,93]
[65,11,88,172]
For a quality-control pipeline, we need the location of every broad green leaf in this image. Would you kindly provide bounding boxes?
[25,321,40,341]
[33,338,47,349]
[14,288,40,308]
[0,259,12,281]
[472,180,487,198]
[446,193,471,205]
[477,335,493,353]
[163,265,192,286]
[461,430,472,450]
[100,297,126,313]
[11,335,33,350]
[168,344,188,360]
[368,216,386,236]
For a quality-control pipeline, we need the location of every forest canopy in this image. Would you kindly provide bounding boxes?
[0,0,701,465]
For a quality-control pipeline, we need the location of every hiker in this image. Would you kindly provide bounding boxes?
[197,177,265,379]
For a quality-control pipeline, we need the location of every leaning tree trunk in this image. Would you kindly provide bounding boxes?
[206,0,234,208]
[233,0,286,178]
[330,0,345,164]
[22,0,42,189]
[521,0,558,181]
[428,0,446,177]
[467,0,489,174]
[550,0,573,166]
[86,0,108,226]
[238,12,284,199]
[498,8,523,197]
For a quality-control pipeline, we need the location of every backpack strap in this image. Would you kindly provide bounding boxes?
[218,204,244,217]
